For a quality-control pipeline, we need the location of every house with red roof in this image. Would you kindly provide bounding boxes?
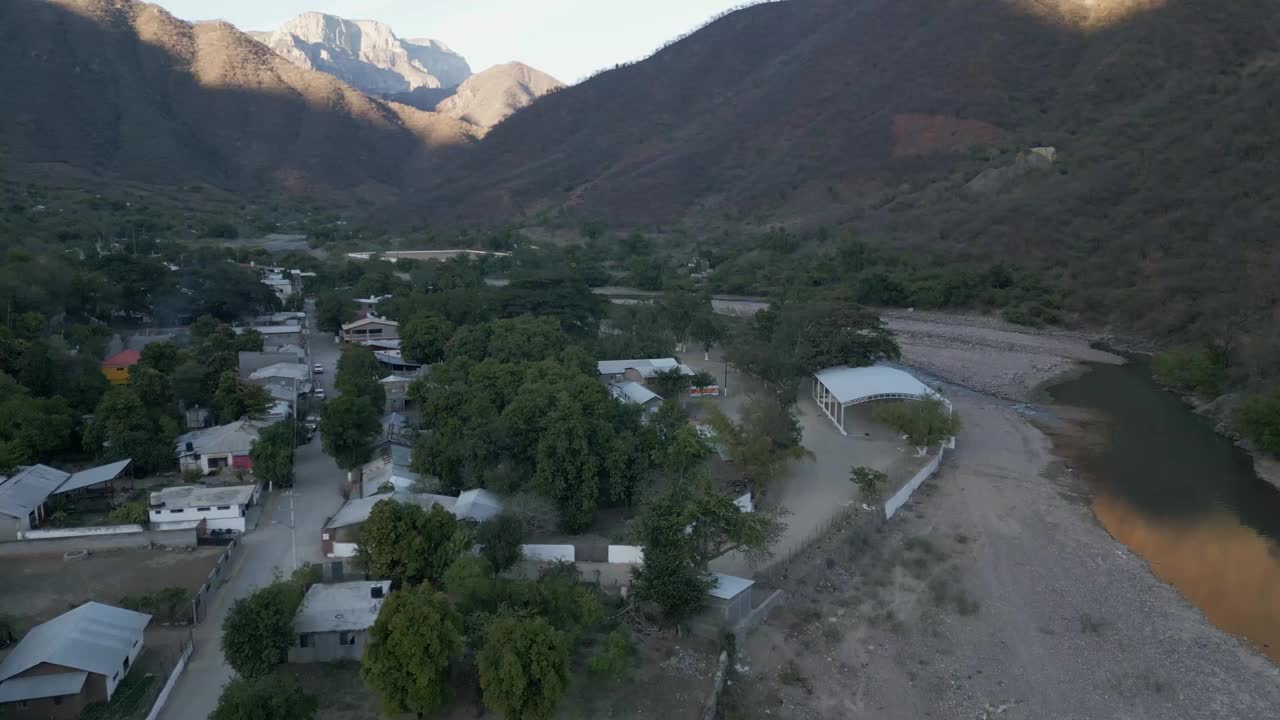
[100,349,141,385]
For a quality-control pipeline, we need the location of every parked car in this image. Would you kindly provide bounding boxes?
[314,388,326,400]
[313,363,324,374]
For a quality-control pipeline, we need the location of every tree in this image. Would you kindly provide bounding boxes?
[129,366,175,416]
[630,497,713,623]
[356,500,472,587]
[690,370,719,390]
[445,323,492,361]
[688,310,723,360]
[534,404,602,533]
[477,513,526,572]
[139,341,180,374]
[84,386,175,474]
[650,367,692,400]
[1235,391,1280,454]
[213,371,272,423]
[0,395,75,464]
[849,466,888,501]
[251,421,296,488]
[400,313,455,365]
[222,575,307,678]
[335,345,386,408]
[587,629,634,681]
[706,400,811,497]
[874,398,960,455]
[320,396,380,470]
[360,583,463,717]
[212,673,318,720]
[476,616,572,720]
[654,424,708,481]
[314,291,350,334]
[487,315,566,363]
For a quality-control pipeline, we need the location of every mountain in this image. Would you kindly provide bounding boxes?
[0,0,473,200]
[249,12,471,95]
[251,13,562,132]
[412,0,1278,352]
[431,63,565,134]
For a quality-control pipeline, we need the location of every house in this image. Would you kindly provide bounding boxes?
[322,493,458,558]
[352,295,390,315]
[0,461,133,541]
[596,358,695,384]
[238,351,307,380]
[609,381,663,414]
[341,316,399,344]
[289,580,390,663]
[242,312,306,328]
[148,484,259,532]
[380,374,415,412]
[261,271,295,304]
[175,420,263,474]
[99,349,141,385]
[361,337,402,352]
[248,362,311,386]
[360,444,420,498]
[374,351,420,374]
[0,602,150,720]
[236,325,304,350]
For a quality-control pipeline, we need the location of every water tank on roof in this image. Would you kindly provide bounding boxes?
[149,492,164,508]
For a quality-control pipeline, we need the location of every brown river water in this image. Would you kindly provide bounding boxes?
[1048,360,1280,663]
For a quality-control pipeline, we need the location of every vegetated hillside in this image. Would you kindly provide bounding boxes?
[248,12,472,95]
[430,63,565,134]
[419,0,1278,376]
[0,0,474,202]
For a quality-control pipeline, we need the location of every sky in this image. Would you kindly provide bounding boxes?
[154,0,752,83]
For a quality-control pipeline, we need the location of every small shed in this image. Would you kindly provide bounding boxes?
[706,573,755,624]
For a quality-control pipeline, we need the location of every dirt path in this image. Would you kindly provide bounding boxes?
[724,393,1280,719]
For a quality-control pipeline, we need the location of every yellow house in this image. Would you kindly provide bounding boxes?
[100,349,142,384]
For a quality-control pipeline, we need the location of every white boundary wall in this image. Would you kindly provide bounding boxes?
[884,444,947,520]
[19,524,144,539]
[145,640,193,720]
[521,544,575,562]
[607,545,644,564]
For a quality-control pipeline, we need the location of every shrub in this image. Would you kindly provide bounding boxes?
[477,513,526,572]
[587,629,634,681]
[1235,391,1280,455]
[848,466,888,500]
[108,501,149,525]
[1153,344,1230,397]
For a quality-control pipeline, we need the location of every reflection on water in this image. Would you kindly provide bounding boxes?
[1050,361,1280,662]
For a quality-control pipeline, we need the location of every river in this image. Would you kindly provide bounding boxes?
[1047,360,1280,662]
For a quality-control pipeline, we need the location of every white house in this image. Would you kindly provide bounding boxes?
[176,420,264,474]
[341,316,399,344]
[289,580,391,663]
[148,484,259,532]
[597,357,696,383]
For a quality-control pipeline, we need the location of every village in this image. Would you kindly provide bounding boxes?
[0,253,959,720]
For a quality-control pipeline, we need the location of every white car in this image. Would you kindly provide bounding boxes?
[313,363,324,374]
[314,388,326,400]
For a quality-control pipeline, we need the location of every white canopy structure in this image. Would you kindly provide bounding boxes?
[811,365,944,435]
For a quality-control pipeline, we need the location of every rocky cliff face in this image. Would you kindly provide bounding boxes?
[421,62,564,133]
[255,12,471,95]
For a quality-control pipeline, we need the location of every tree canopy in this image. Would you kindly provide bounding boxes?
[360,583,463,717]
[874,398,959,453]
[211,673,318,720]
[356,500,472,587]
[320,395,381,470]
[222,573,308,678]
[476,616,572,720]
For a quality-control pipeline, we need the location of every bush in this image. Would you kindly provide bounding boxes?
[1153,344,1230,397]
[1235,391,1280,455]
[849,466,888,500]
[587,629,634,681]
[108,501,149,525]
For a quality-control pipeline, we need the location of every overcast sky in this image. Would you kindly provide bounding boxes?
[154,0,751,83]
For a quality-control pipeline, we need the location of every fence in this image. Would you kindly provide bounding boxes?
[191,539,239,624]
[701,651,730,720]
[883,444,947,520]
[144,639,194,720]
[0,526,197,557]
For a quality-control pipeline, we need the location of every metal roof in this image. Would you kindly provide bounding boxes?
[455,489,503,522]
[597,358,695,379]
[325,493,456,530]
[0,671,88,702]
[249,363,310,382]
[707,573,755,600]
[176,420,262,457]
[0,602,150,684]
[293,581,391,633]
[54,460,132,495]
[813,365,934,405]
[0,465,69,518]
[341,316,399,331]
[150,484,256,511]
[611,381,661,406]
[100,349,141,368]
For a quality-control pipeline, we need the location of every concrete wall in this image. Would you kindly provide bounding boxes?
[606,545,644,564]
[192,540,238,625]
[289,630,369,663]
[144,640,193,720]
[20,524,145,540]
[884,445,947,520]
[0,514,31,542]
[521,544,575,562]
[0,527,198,557]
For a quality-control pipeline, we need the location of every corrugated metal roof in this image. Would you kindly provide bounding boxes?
[814,365,934,405]
[597,358,695,379]
[708,573,755,600]
[0,465,69,518]
[325,493,455,530]
[54,460,132,495]
[177,420,262,457]
[293,581,390,633]
[101,349,141,368]
[455,489,503,522]
[611,381,661,406]
[0,603,150,684]
[0,671,87,702]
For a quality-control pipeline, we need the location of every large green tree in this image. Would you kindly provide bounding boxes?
[221,576,307,678]
[319,396,381,470]
[250,421,297,488]
[314,291,351,334]
[356,501,472,587]
[211,673,317,720]
[360,584,463,717]
[400,313,455,365]
[335,345,386,409]
[83,386,175,474]
[487,315,566,363]
[533,403,602,533]
[476,616,572,720]
[213,371,272,423]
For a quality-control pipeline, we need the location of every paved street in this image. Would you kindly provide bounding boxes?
[159,307,347,720]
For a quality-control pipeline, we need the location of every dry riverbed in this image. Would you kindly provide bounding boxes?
[720,311,1279,719]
